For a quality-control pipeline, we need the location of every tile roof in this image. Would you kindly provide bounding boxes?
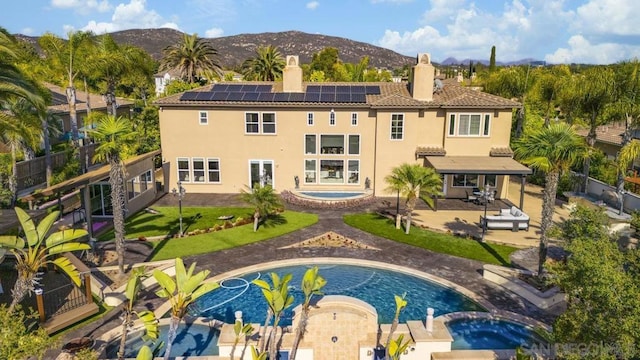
[44,83,133,114]
[415,146,446,157]
[154,81,521,110]
[574,123,626,147]
[490,147,514,157]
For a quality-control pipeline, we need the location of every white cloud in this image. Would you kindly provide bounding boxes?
[306,1,319,10]
[205,27,224,38]
[371,0,413,3]
[574,0,640,36]
[21,27,35,35]
[78,0,180,33]
[51,0,112,13]
[545,35,640,64]
[422,0,465,23]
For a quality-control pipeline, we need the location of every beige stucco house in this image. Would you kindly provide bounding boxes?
[155,54,530,201]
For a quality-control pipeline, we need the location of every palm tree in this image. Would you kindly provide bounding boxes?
[0,208,89,313]
[240,184,283,232]
[253,272,294,360]
[384,163,442,234]
[159,33,222,84]
[514,123,586,276]
[153,258,219,360]
[118,267,159,360]
[90,115,136,275]
[385,293,407,359]
[241,45,285,81]
[289,266,326,360]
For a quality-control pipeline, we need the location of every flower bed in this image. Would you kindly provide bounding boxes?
[280,190,377,209]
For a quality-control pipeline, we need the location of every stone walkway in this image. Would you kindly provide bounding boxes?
[49,196,563,359]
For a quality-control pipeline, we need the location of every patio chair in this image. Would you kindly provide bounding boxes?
[466,190,478,203]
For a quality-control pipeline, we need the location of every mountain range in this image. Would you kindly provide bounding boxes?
[14,28,541,69]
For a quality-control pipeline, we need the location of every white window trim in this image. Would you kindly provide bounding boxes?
[307,112,314,126]
[451,174,479,188]
[347,159,360,185]
[348,134,360,155]
[199,111,208,125]
[305,134,317,155]
[390,113,404,140]
[245,112,260,134]
[262,112,277,135]
[192,157,206,183]
[304,159,317,184]
[127,169,153,200]
[177,157,191,183]
[351,112,358,126]
[447,113,491,137]
[329,111,336,126]
[207,158,221,183]
[319,134,345,155]
[248,159,275,188]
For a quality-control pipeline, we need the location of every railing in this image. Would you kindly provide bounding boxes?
[36,270,93,322]
[15,144,98,191]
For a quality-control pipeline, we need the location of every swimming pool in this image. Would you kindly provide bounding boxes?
[299,191,365,199]
[190,263,485,325]
[104,322,219,358]
[447,317,547,350]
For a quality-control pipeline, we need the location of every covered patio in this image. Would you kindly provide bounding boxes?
[424,155,533,210]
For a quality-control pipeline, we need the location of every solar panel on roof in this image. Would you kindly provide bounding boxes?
[180,92,198,101]
[306,85,321,93]
[258,92,275,102]
[256,85,272,92]
[336,93,351,103]
[213,84,228,92]
[226,84,243,92]
[241,85,258,92]
[273,93,289,102]
[351,85,365,94]
[242,92,260,101]
[365,86,381,95]
[288,93,305,102]
[321,85,336,93]
[212,91,228,101]
[351,93,367,103]
[195,92,212,101]
[227,92,244,101]
[335,86,351,94]
[320,93,335,102]
[305,93,321,102]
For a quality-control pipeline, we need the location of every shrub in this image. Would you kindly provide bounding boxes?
[213,224,223,231]
[223,220,234,229]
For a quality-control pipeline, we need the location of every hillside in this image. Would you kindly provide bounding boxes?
[107,28,415,69]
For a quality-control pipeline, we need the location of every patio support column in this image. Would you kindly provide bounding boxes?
[83,273,92,304]
[519,176,526,209]
[35,288,45,322]
[82,185,93,240]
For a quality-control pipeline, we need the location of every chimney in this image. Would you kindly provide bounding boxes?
[411,53,435,101]
[283,55,303,93]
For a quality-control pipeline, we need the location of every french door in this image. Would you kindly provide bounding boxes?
[249,160,274,189]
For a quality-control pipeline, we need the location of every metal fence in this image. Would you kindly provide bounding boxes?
[41,273,91,319]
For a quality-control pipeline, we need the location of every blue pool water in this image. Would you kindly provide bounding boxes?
[448,318,546,350]
[190,264,484,325]
[300,191,364,199]
[105,323,219,358]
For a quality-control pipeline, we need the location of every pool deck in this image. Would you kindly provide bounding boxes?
[47,181,568,359]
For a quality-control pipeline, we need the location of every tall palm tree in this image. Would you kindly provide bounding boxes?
[253,272,294,360]
[240,184,283,232]
[153,258,218,360]
[289,266,326,360]
[0,208,89,313]
[159,33,222,84]
[385,163,442,234]
[241,45,285,81]
[90,115,136,275]
[38,31,94,146]
[514,123,586,276]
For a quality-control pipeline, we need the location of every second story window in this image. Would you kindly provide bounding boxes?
[351,113,358,126]
[307,112,314,126]
[448,113,491,136]
[391,113,404,140]
[330,110,336,126]
[199,111,208,125]
[262,113,276,134]
[246,112,259,133]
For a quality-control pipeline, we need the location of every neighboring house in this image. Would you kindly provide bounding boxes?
[154,69,181,96]
[575,122,640,171]
[155,54,530,201]
[45,83,133,143]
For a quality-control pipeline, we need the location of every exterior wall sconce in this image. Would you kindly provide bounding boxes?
[331,336,338,343]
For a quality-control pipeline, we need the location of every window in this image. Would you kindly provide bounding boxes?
[262,113,276,133]
[307,112,314,126]
[330,111,336,126]
[347,160,359,184]
[449,113,490,136]
[177,158,190,182]
[484,174,497,187]
[452,174,479,187]
[193,158,205,182]
[139,170,152,192]
[448,114,455,136]
[199,111,208,125]
[207,158,220,183]
[245,112,259,133]
[348,135,360,155]
[320,159,344,184]
[391,114,404,140]
[351,113,358,126]
[126,170,152,200]
[483,114,490,136]
[305,160,316,183]
[320,135,344,154]
[305,134,317,154]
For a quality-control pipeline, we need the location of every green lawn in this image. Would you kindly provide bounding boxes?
[344,213,517,266]
[98,206,255,240]
[148,211,318,260]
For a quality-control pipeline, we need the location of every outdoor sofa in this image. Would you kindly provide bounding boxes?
[480,206,530,232]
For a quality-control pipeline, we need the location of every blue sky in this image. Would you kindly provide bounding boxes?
[2,0,640,64]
